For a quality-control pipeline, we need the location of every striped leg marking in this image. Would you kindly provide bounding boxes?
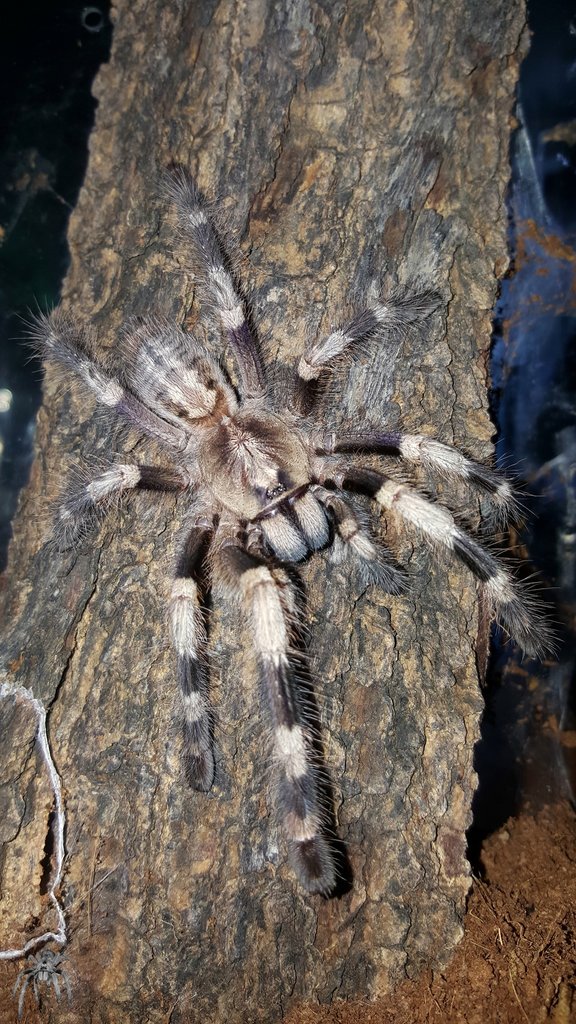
[171,523,214,790]
[216,542,336,894]
[56,464,190,547]
[325,430,517,522]
[163,167,265,398]
[29,310,190,451]
[293,292,439,415]
[376,480,553,657]
[313,486,407,594]
[256,489,329,561]
[290,490,330,551]
[330,465,552,657]
[293,308,386,416]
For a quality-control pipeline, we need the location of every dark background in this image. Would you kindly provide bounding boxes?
[471,0,576,852]
[0,2,112,563]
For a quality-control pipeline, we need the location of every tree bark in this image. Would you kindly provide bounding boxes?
[0,1,526,1020]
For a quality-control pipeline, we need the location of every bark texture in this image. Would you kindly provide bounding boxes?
[0,1,526,1021]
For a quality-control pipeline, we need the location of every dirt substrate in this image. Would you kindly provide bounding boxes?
[1,803,574,1021]
[289,802,576,1024]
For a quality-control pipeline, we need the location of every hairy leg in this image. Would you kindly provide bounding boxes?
[212,531,336,893]
[55,463,191,546]
[317,429,516,524]
[293,291,439,416]
[313,484,407,592]
[254,486,330,561]
[163,167,265,398]
[30,311,191,451]
[171,520,215,791]
[316,462,554,657]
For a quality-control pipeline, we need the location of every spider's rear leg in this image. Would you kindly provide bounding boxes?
[212,535,336,894]
[55,464,191,547]
[320,463,554,658]
[171,520,215,791]
[319,430,517,525]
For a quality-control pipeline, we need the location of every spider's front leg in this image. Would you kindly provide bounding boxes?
[164,167,265,399]
[211,529,336,894]
[171,519,215,791]
[54,464,191,547]
[293,291,440,416]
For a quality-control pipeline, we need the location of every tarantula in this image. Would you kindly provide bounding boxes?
[13,948,72,1018]
[34,168,550,895]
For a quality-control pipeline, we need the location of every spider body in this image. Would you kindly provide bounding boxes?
[200,407,314,524]
[13,948,72,1019]
[34,168,551,895]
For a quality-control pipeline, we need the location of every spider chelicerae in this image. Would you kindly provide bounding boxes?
[34,168,551,895]
[13,948,72,1019]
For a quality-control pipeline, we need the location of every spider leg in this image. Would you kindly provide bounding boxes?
[16,976,28,1020]
[30,310,190,451]
[52,974,61,1001]
[164,167,265,398]
[212,531,336,894]
[317,430,516,524]
[286,488,330,552]
[312,484,407,593]
[318,462,554,657]
[255,487,330,561]
[62,968,73,1002]
[293,291,439,415]
[56,464,191,547]
[171,519,215,791]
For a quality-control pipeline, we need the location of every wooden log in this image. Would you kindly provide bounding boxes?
[0,1,526,1020]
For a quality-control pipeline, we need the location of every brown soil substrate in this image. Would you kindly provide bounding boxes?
[288,802,576,1024]
[1,803,573,1021]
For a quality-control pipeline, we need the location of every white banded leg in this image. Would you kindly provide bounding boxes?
[293,291,439,415]
[256,488,330,562]
[56,463,190,546]
[258,511,308,562]
[29,310,190,450]
[324,464,554,658]
[213,540,336,894]
[289,489,330,551]
[320,430,517,524]
[163,167,265,398]
[313,485,407,593]
[171,522,214,790]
